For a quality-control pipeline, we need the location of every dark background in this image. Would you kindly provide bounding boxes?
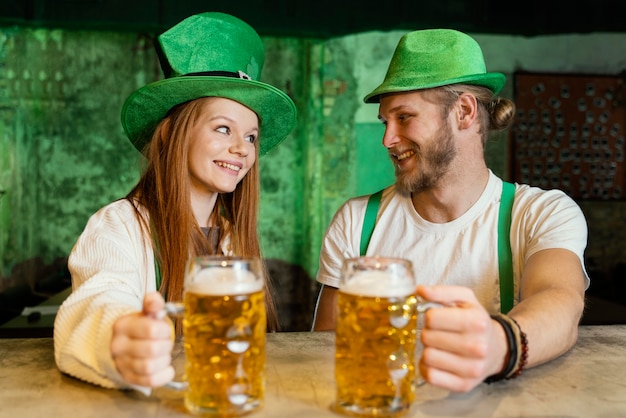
[0,0,624,38]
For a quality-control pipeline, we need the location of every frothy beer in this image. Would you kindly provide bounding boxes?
[183,267,266,415]
[335,270,418,415]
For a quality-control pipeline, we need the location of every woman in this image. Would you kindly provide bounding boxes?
[53,12,297,391]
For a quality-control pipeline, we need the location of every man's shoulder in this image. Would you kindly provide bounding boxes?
[513,183,576,206]
[512,183,585,225]
[342,185,399,211]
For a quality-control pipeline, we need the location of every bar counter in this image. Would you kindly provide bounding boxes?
[1,326,625,417]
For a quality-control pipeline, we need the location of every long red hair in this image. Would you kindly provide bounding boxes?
[126,97,279,331]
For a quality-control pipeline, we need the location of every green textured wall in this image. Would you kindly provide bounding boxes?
[257,37,321,276]
[0,27,147,278]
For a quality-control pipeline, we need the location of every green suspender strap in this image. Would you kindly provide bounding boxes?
[154,258,162,290]
[360,181,516,314]
[150,223,163,290]
[360,189,384,256]
[498,181,516,313]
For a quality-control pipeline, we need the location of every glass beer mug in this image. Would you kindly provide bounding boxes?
[334,256,439,417]
[164,256,266,416]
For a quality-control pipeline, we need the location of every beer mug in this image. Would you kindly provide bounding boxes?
[163,256,266,416]
[334,256,439,417]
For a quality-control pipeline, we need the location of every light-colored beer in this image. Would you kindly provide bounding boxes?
[335,270,418,416]
[182,270,265,416]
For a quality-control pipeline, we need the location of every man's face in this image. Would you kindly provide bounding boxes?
[378,90,457,194]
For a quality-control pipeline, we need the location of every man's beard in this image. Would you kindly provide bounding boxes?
[393,120,456,194]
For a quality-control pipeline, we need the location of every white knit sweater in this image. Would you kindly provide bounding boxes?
[54,199,157,391]
[55,199,233,392]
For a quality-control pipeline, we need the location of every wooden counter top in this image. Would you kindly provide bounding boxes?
[1,327,625,417]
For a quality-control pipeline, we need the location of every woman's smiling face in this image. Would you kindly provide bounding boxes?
[187,97,259,196]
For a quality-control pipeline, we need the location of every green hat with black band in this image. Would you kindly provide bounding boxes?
[121,12,297,156]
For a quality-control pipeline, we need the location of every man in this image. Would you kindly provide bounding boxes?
[312,29,588,393]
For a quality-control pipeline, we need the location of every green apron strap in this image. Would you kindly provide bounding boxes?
[498,181,516,313]
[360,189,384,255]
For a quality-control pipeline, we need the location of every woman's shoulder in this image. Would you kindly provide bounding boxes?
[92,198,136,218]
[83,199,145,232]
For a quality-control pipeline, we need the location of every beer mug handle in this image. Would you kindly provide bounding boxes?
[415,299,444,329]
[164,380,188,390]
[157,302,188,391]
[163,302,185,316]
[416,301,443,313]
[415,299,444,387]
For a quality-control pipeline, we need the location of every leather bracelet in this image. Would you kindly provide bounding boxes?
[506,317,528,379]
[484,314,517,383]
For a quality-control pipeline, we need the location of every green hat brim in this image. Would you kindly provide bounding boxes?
[121,76,297,156]
[364,72,506,103]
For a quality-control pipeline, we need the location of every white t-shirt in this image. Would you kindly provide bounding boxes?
[316,171,590,313]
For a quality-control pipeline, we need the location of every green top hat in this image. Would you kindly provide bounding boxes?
[121,12,297,156]
[364,29,506,103]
